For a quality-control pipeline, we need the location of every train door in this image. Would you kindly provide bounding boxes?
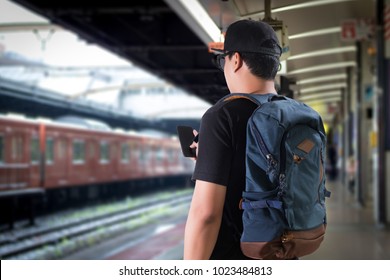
[42,135,55,187]
[56,137,68,186]
[0,126,27,191]
[119,140,130,181]
[129,138,140,179]
[29,132,40,188]
[8,130,29,190]
[141,139,152,177]
[155,142,166,175]
[98,139,110,182]
[111,140,119,181]
[87,138,98,183]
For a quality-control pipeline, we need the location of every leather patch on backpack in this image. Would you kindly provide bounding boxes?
[297,139,315,154]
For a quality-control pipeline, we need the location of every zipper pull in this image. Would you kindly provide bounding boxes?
[281,231,294,243]
[266,154,277,166]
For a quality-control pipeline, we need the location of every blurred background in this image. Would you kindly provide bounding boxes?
[0,0,389,260]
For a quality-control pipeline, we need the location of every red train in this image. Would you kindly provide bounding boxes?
[0,114,194,226]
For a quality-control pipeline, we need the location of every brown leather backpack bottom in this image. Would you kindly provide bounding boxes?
[241,224,326,260]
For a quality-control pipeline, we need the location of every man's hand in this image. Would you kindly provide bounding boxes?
[189,129,199,159]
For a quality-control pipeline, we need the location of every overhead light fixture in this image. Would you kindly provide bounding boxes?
[297,74,347,85]
[298,91,341,101]
[289,27,341,40]
[242,0,355,19]
[288,46,356,60]
[299,83,347,94]
[303,96,341,104]
[272,0,356,13]
[287,61,356,75]
[164,0,221,43]
[0,23,62,32]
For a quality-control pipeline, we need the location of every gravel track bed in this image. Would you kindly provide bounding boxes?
[0,188,193,259]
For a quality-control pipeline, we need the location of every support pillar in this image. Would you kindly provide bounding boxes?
[375,0,390,224]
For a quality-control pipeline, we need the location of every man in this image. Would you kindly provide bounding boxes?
[183,19,282,260]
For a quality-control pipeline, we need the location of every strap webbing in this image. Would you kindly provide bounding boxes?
[220,93,279,106]
[241,199,283,210]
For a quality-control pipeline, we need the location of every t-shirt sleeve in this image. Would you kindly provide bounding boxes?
[192,106,233,186]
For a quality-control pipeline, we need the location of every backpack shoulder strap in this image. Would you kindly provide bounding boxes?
[219,93,281,107]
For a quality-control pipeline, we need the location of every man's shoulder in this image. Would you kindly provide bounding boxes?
[223,97,258,111]
[206,95,258,116]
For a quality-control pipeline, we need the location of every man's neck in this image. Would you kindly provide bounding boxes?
[236,80,277,95]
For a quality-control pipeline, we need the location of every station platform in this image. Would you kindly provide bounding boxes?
[64,179,389,260]
[303,180,390,260]
[117,179,390,260]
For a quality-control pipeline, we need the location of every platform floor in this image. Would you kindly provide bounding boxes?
[64,180,390,260]
[152,180,390,260]
[302,180,390,260]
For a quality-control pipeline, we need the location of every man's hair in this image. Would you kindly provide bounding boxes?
[229,39,280,80]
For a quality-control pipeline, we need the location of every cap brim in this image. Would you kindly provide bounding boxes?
[210,48,225,54]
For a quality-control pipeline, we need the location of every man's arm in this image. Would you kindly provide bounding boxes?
[184,180,226,259]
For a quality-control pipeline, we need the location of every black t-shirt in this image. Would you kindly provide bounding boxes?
[192,95,258,260]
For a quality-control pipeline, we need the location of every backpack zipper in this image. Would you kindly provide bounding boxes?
[318,147,325,205]
[252,120,289,197]
[280,132,288,175]
[251,123,276,167]
[278,131,289,198]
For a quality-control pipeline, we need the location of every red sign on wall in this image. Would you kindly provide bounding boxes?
[341,20,357,41]
[340,19,374,42]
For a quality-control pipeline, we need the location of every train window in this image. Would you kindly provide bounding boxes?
[0,135,4,163]
[155,147,165,164]
[167,148,176,163]
[139,147,148,166]
[131,143,139,161]
[121,143,129,163]
[73,140,85,164]
[46,138,54,164]
[30,138,39,164]
[11,135,23,162]
[100,142,110,163]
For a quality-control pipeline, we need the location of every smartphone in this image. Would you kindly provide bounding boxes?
[176,126,197,157]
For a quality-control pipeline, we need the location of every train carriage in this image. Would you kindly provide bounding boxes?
[0,114,194,227]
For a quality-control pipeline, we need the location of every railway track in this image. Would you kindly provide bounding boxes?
[0,188,192,259]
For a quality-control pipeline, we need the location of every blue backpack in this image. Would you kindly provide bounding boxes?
[224,93,330,260]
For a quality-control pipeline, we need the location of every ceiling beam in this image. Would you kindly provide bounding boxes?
[0,22,62,32]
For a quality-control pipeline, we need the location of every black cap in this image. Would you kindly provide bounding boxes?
[212,19,282,58]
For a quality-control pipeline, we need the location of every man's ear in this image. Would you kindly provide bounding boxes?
[232,52,243,72]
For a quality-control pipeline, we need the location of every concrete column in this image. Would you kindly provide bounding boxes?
[357,41,375,206]
[375,0,390,224]
[342,87,349,187]
[356,41,363,205]
[346,66,358,197]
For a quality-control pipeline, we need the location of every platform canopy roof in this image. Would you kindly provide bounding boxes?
[0,0,211,121]
[1,0,376,124]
